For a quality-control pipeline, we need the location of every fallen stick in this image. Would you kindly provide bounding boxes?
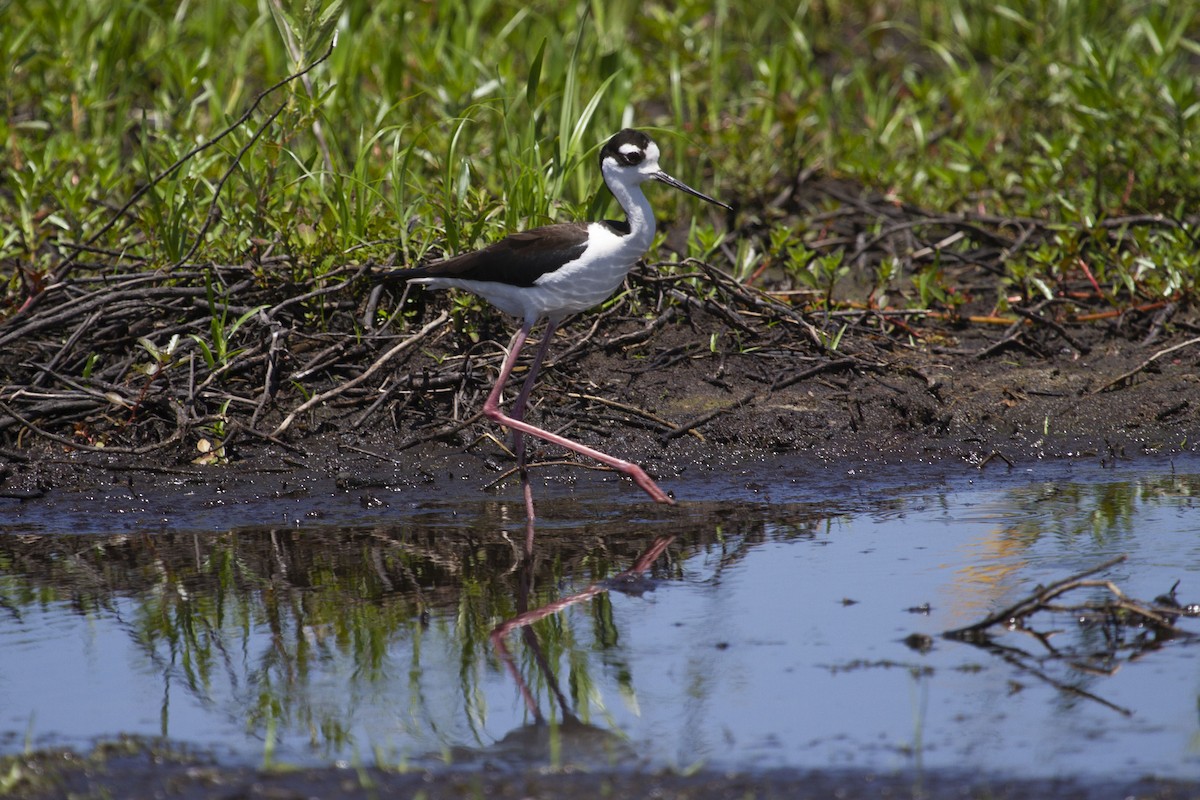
[1092,335,1200,394]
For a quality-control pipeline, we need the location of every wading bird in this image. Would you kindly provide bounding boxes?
[389,129,730,517]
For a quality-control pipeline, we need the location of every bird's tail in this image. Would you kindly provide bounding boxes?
[375,265,433,283]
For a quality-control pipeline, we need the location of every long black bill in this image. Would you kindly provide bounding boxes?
[653,171,732,210]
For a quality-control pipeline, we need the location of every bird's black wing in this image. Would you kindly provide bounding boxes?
[385,223,591,288]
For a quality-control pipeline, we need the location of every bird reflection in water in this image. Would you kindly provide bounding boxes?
[469,534,675,767]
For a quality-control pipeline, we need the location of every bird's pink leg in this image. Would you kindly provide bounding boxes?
[485,320,674,507]
[509,320,557,474]
[508,320,558,528]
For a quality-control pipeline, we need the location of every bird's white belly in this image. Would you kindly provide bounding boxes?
[418,221,651,322]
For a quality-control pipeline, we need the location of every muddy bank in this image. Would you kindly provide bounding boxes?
[2,177,1199,498]
[1,288,1197,506]
[4,739,1197,800]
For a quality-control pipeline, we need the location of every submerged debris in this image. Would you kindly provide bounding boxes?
[943,554,1200,715]
[944,555,1199,644]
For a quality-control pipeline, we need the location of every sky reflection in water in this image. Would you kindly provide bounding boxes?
[1,459,1198,778]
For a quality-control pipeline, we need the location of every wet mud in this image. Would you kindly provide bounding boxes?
[8,741,1199,800]
[1,293,1198,510]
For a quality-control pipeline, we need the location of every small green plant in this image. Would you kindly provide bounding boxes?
[190,274,265,371]
[818,322,848,352]
[729,237,760,283]
[115,333,184,440]
[191,306,264,371]
[913,265,968,311]
[81,352,101,379]
[871,256,901,309]
[448,291,489,344]
[688,223,726,264]
[792,248,849,312]
[136,334,182,380]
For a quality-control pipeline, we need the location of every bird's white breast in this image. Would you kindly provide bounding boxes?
[526,221,651,316]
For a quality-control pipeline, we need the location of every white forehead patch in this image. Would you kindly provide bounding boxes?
[619,143,643,157]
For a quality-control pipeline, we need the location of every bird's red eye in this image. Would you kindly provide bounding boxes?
[616,146,645,166]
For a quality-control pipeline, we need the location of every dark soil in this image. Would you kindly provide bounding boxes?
[1,258,1197,502]
[3,180,1199,500]
[4,181,1200,502]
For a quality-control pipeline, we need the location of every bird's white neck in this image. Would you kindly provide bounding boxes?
[605,172,656,252]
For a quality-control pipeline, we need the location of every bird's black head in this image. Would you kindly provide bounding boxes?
[599,128,654,170]
[596,127,732,211]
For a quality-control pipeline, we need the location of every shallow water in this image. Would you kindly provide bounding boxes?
[1,457,1199,779]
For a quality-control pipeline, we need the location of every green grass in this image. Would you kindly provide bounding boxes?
[3,0,1199,319]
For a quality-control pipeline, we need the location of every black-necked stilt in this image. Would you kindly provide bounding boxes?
[389,128,730,511]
